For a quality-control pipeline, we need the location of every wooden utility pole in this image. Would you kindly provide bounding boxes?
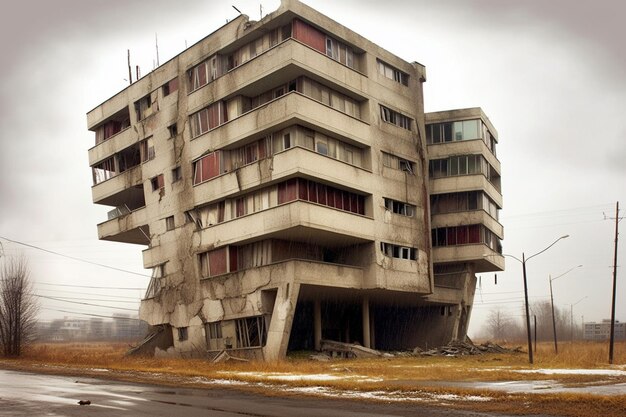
[127,49,132,84]
[609,201,620,364]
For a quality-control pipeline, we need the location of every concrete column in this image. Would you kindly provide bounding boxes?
[314,298,322,351]
[370,307,375,349]
[362,296,371,348]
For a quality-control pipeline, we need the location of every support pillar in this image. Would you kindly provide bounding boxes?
[314,298,322,351]
[362,296,371,349]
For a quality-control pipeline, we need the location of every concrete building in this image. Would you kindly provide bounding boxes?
[87,0,503,359]
[584,320,626,341]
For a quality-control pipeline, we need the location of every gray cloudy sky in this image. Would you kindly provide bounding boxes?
[0,0,624,336]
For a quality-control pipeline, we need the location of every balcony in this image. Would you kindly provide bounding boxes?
[193,146,372,207]
[190,91,370,158]
[187,38,368,113]
[427,139,500,174]
[92,166,144,207]
[88,127,135,167]
[196,200,374,248]
[97,206,150,245]
[431,210,503,239]
[433,244,504,272]
[430,175,502,208]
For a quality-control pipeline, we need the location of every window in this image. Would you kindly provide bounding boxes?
[171,166,182,183]
[384,198,415,217]
[235,316,267,348]
[144,264,164,299]
[151,174,164,191]
[190,101,227,138]
[162,78,179,97]
[377,60,408,86]
[178,327,188,341]
[316,141,328,156]
[165,216,175,231]
[199,246,238,278]
[380,105,412,130]
[168,123,178,138]
[380,242,417,260]
[382,152,416,173]
[134,93,155,121]
[207,322,222,339]
[193,151,222,184]
[140,137,155,162]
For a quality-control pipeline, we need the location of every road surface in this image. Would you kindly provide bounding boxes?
[0,369,540,417]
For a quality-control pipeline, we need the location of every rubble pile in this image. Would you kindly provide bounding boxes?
[414,340,523,357]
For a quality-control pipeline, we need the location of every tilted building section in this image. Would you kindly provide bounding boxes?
[86,0,504,359]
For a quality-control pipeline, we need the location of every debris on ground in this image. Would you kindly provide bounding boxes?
[416,340,523,357]
[320,339,382,358]
[77,400,91,406]
[211,350,249,363]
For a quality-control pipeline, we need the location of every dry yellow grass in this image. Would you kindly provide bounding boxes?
[1,341,624,417]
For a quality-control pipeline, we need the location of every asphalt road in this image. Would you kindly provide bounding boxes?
[0,369,533,417]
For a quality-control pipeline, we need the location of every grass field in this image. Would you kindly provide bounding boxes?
[1,341,624,417]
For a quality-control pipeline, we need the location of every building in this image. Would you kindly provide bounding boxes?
[86,0,503,359]
[584,320,626,341]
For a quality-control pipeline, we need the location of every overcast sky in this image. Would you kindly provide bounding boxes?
[0,0,624,337]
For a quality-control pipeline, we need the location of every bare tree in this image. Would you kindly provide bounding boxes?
[486,308,512,341]
[0,255,38,356]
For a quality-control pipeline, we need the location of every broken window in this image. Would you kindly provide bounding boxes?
[178,327,188,341]
[144,264,165,299]
[139,137,155,162]
[431,224,500,249]
[168,123,178,138]
[187,55,227,91]
[171,166,182,183]
[384,198,415,217]
[134,93,156,121]
[150,174,164,191]
[190,101,227,137]
[165,216,175,231]
[377,59,408,86]
[235,316,267,348]
[162,78,179,97]
[193,151,222,184]
[382,152,416,174]
[380,105,412,130]
[380,242,417,260]
[92,157,116,184]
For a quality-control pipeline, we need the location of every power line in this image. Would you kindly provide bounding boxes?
[31,293,139,304]
[34,294,138,311]
[36,287,140,300]
[36,282,145,290]
[0,235,150,278]
[40,308,144,321]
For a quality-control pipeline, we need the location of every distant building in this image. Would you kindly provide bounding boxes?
[86,0,503,359]
[35,316,147,342]
[583,319,626,341]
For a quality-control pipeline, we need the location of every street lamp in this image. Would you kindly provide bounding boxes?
[492,234,569,365]
[569,296,587,343]
[549,265,582,354]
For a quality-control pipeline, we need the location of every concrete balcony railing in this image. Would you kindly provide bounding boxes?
[427,138,501,174]
[87,127,135,167]
[187,38,369,114]
[430,175,502,208]
[190,92,371,159]
[193,146,372,207]
[431,210,503,239]
[97,206,149,245]
[433,244,504,273]
[195,200,375,248]
[91,165,143,206]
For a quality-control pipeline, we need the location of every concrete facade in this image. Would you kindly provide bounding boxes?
[87,0,503,359]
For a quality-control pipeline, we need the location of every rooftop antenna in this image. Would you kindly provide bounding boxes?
[155,33,160,67]
[260,4,263,19]
[127,49,132,85]
[232,5,242,14]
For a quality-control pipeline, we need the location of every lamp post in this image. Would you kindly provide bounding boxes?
[549,265,583,354]
[499,235,570,365]
[569,296,587,343]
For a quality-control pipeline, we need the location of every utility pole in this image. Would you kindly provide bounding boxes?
[608,201,621,364]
